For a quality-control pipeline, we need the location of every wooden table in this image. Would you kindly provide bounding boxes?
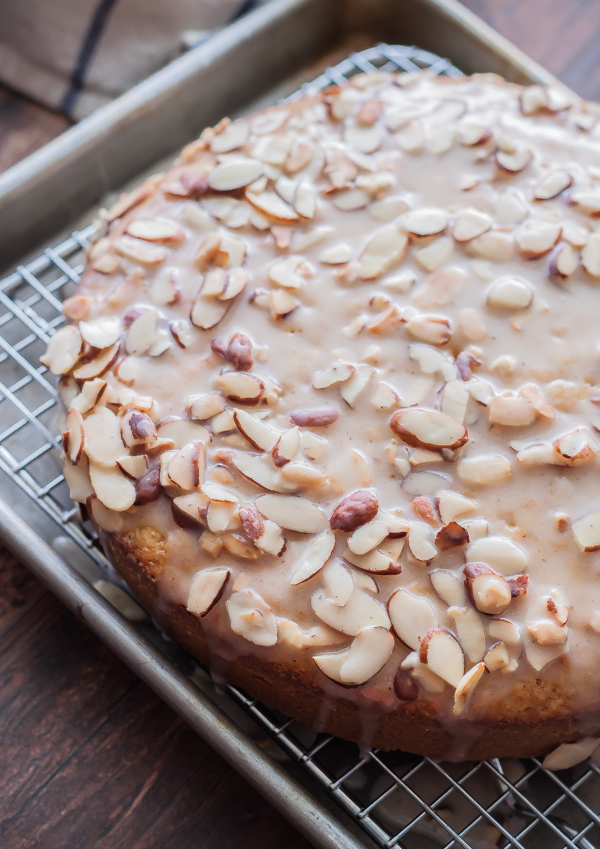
[2,1,600,845]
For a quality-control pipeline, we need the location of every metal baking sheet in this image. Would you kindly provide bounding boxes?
[0,0,562,270]
[2,2,599,847]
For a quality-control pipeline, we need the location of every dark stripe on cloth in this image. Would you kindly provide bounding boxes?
[61,0,120,117]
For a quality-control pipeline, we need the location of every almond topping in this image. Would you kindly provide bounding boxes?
[291,530,336,585]
[572,511,600,552]
[330,490,378,532]
[390,408,468,451]
[187,569,231,617]
[419,628,464,687]
[41,325,83,375]
[453,662,486,716]
[464,563,512,615]
[255,494,327,534]
[226,589,278,646]
[313,626,394,686]
[388,589,437,651]
[311,586,390,636]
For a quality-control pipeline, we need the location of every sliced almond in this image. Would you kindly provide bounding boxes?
[533,171,572,200]
[125,309,158,356]
[290,530,336,585]
[41,325,83,376]
[436,490,477,524]
[406,314,452,346]
[246,189,299,222]
[86,496,124,533]
[548,242,579,279]
[78,316,122,350]
[453,662,486,716]
[339,364,375,407]
[255,493,327,533]
[116,454,147,480]
[572,511,600,552]
[489,395,536,427]
[495,144,532,173]
[171,491,207,527]
[188,393,227,421]
[210,120,249,154]
[407,522,437,561]
[448,606,486,662]
[464,563,512,615]
[516,221,561,259]
[190,294,228,330]
[311,586,390,636]
[330,490,378,532]
[167,442,206,490]
[390,408,467,451]
[268,255,305,289]
[487,277,533,310]
[114,236,167,265]
[343,547,399,574]
[232,453,289,492]
[582,232,600,277]
[208,158,262,191]
[419,628,464,687]
[436,522,469,551]
[84,407,123,467]
[441,380,469,423]
[401,208,448,237]
[314,626,394,686]
[313,362,355,389]
[214,372,265,406]
[570,188,600,216]
[388,589,437,650]
[127,218,183,243]
[187,569,231,617]
[554,428,598,466]
[226,589,278,646]
[430,569,465,607]
[542,738,600,772]
[466,536,528,574]
[358,226,408,280]
[256,519,286,556]
[347,519,389,555]
[89,462,136,512]
[233,409,278,451]
[452,209,492,242]
[64,409,85,464]
[457,454,512,487]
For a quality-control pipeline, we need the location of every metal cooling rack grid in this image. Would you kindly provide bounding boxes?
[1,44,600,849]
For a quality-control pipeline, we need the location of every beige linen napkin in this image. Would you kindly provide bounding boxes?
[0,0,258,120]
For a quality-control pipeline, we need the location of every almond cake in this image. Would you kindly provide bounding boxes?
[43,70,600,760]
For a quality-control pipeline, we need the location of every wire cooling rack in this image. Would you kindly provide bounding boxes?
[2,44,600,849]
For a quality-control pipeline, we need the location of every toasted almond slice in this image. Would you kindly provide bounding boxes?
[156,418,210,449]
[487,277,533,310]
[542,738,600,772]
[458,122,492,146]
[448,606,486,662]
[121,409,157,450]
[344,118,384,153]
[125,309,158,356]
[401,208,448,237]
[533,171,572,200]
[390,408,467,451]
[407,522,437,561]
[170,319,194,348]
[322,626,394,685]
[464,563,512,614]
[406,314,452,346]
[210,120,249,153]
[64,409,85,464]
[419,628,464,687]
[457,454,512,487]
[89,462,136,512]
[41,325,83,376]
[187,393,226,421]
[347,519,389,555]
[414,235,454,272]
[83,407,123,467]
[430,569,465,607]
[343,547,399,574]
[255,493,327,533]
[86,495,124,533]
[466,536,528,574]
[246,189,299,222]
[222,533,259,560]
[489,395,536,426]
[489,618,521,651]
[271,428,300,466]
[440,380,469,424]
[116,454,147,480]
[321,559,354,605]
[484,641,510,671]
[187,568,231,617]
[520,84,548,114]
[495,144,532,173]
[172,491,208,526]
[148,268,180,306]
[330,490,378,532]
[208,158,263,191]
[215,372,265,406]
[582,232,600,277]
[268,255,304,289]
[554,428,598,466]
[127,218,183,243]
[548,241,579,279]
[233,409,278,451]
[436,490,477,524]
[572,510,600,551]
[570,189,600,216]
[388,589,437,651]
[358,226,408,280]
[294,181,317,218]
[226,589,278,646]
[311,586,390,636]
[201,267,228,297]
[320,244,353,265]
[190,295,228,330]
[313,362,355,389]
[280,463,329,490]
[453,662,486,716]
[516,220,561,259]
[340,364,375,407]
[114,236,167,265]
[63,455,93,503]
[168,442,206,490]
[452,208,492,242]
[79,316,122,350]
[409,343,456,381]
[331,187,371,212]
[255,519,286,556]
[436,522,469,551]
[253,132,293,164]
[232,453,290,492]
[69,378,107,414]
[290,530,336,585]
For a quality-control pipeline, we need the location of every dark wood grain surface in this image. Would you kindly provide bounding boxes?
[2,2,600,846]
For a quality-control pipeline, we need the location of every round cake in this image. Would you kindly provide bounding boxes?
[43,70,600,761]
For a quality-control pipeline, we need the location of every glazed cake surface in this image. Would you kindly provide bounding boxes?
[43,70,600,761]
